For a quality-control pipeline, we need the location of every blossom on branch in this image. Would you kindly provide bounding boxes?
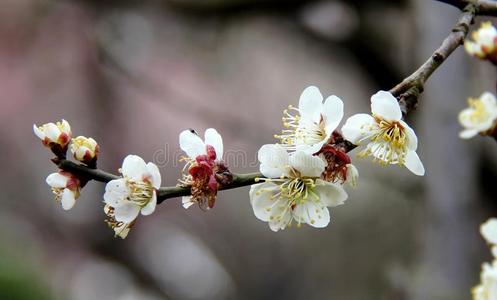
[103,155,161,238]
[465,21,497,64]
[33,119,72,156]
[70,136,99,165]
[341,91,425,176]
[250,144,347,232]
[179,128,231,210]
[46,171,81,210]
[275,86,344,154]
[473,218,497,300]
[459,92,497,139]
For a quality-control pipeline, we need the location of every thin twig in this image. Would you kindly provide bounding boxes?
[54,0,484,202]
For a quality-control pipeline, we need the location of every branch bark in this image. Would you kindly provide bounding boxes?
[435,0,497,16]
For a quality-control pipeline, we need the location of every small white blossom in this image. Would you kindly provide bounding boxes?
[341,90,425,176]
[465,22,497,63]
[179,128,225,210]
[250,144,348,232]
[33,119,71,148]
[481,218,497,258]
[459,92,497,139]
[473,260,497,300]
[70,136,99,163]
[103,155,161,234]
[46,171,80,210]
[275,86,344,154]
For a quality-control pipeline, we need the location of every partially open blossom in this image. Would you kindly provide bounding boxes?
[459,92,497,139]
[33,119,72,154]
[179,128,231,210]
[341,91,425,176]
[473,218,497,300]
[70,136,99,164]
[465,22,497,64]
[103,155,161,238]
[275,86,344,154]
[46,171,81,210]
[250,144,348,232]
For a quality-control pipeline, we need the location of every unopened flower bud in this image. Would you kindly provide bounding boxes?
[70,136,99,165]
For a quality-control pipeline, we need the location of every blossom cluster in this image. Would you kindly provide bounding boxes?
[473,219,497,300]
[250,86,424,231]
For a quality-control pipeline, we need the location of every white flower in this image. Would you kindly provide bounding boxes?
[459,92,497,139]
[179,128,224,210]
[250,144,348,232]
[481,218,497,258]
[33,119,71,148]
[341,90,425,176]
[465,22,497,62]
[473,260,497,300]
[275,86,344,154]
[70,136,99,162]
[103,155,161,226]
[46,171,80,210]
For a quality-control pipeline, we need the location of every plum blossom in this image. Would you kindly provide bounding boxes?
[341,90,425,176]
[70,136,99,164]
[179,128,231,210]
[103,155,161,238]
[250,144,348,232]
[473,218,497,300]
[46,171,81,210]
[275,86,344,154]
[459,92,497,139]
[465,22,497,64]
[33,119,72,153]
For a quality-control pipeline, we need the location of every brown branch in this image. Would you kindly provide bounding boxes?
[436,0,497,16]
[390,2,477,114]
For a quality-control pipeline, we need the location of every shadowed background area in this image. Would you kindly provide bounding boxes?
[1,0,497,299]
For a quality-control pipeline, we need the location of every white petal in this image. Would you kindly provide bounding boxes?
[121,155,148,180]
[296,201,330,228]
[341,114,376,144]
[44,123,61,142]
[322,95,344,134]
[204,128,223,160]
[481,218,497,245]
[103,179,128,207]
[141,191,157,216]
[249,182,279,222]
[288,151,325,177]
[114,202,141,223]
[297,139,327,155]
[346,164,359,187]
[400,120,418,151]
[33,124,45,140]
[371,90,402,121]
[459,129,479,139]
[182,196,195,209]
[60,119,71,134]
[404,151,425,176]
[314,179,348,207]
[268,207,292,232]
[61,188,76,210]
[298,86,323,123]
[46,173,69,188]
[257,144,290,178]
[179,130,205,158]
[146,162,161,189]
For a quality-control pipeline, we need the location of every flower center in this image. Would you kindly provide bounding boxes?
[275,105,327,150]
[126,179,154,207]
[361,117,408,164]
[468,98,490,123]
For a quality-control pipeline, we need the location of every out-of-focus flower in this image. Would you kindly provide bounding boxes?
[70,136,99,165]
[179,128,231,210]
[250,144,347,232]
[459,92,497,139]
[46,171,81,210]
[465,22,497,64]
[342,90,425,176]
[103,155,161,238]
[275,86,344,154]
[33,119,72,154]
[473,218,497,300]
[317,144,359,187]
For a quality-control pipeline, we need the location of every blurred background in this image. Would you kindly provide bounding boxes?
[1,0,497,299]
